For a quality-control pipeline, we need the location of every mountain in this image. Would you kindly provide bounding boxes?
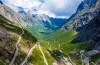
[31,14,67,34]
[0,2,28,27]
[50,17,67,27]
[76,10,100,50]
[76,0,97,13]
[0,0,67,37]
[63,0,99,29]
[61,0,100,64]
[0,2,70,65]
[29,14,58,35]
[71,0,100,50]
[64,0,97,23]
[63,0,100,51]
[0,0,100,65]
[0,2,55,65]
[0,1,38,65]
[0,3,59,37]
[18,8,67,36]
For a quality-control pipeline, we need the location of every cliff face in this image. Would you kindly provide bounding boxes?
[76,0,96,12]
[76,10,100,50]
[63,0,99,31]
[63,0,100,50]
[0,2,31,27]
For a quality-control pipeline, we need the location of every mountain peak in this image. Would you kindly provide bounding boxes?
[76,0,96,13]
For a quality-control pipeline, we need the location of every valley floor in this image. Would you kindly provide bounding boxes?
[0,17,100,65]
[27,29,100,65]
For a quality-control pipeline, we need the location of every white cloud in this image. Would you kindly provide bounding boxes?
[2,0,83,18]
[3,0,41,8]
[45,0,83,16]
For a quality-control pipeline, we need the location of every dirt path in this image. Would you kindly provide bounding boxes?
[9,28,24,65]
[37,42,49,65]
[58,44,75,65]
[18,44,29,54]
[20,44,37,65]
[80,50,100,65]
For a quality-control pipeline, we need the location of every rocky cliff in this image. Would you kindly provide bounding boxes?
[63,0,100,50]
[0,3,26,26]
[63,0,99,31]
[76,9,100,50]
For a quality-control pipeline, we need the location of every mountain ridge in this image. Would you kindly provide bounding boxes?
[63,0,100,50]
[63,0,99,30]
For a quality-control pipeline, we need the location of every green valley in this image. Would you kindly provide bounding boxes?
[0,0,100,65]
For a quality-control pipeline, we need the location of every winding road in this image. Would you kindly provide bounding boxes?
[9,26,99,65]
[20,42,48,65]
[37,42,49,65]
[81,53,90,65]
[20,44,37,65]
[80,50,100,65]
[9,27,24,65]
[63,57,73,65]
[58,44,75,65]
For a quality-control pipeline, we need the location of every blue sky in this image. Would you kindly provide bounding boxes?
[2,0,83,18]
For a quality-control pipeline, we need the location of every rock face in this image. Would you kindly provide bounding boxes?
[76,0,96,12]
[63,0,100,50]
[76,10,100,50]
[63,0,98,30]
[0,2,28,27]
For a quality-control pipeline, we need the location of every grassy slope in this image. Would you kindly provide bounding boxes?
[41,28,100,65]
[11,24,100,65]
[0,15,37,65]
[28,47,55,65]
[38,29,91,65]
[44,29,85,52]
[0,14,99,65]
[0,15,55,65]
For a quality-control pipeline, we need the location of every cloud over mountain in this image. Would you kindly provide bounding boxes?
[2,0,83,18]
